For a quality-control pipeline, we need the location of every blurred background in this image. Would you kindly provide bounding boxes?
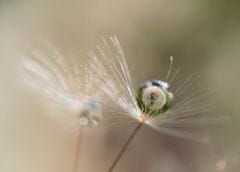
[0,0,240,171]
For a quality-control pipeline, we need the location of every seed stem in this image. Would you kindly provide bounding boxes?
[73,128,84,172]
[107,122,143,172]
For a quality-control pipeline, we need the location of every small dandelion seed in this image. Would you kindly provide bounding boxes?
[21,40,103,129]
[20,40,103,172]
[88,36,228,172]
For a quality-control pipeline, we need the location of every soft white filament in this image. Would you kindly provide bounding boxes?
[21,40,103,130]
[88,36,227,142]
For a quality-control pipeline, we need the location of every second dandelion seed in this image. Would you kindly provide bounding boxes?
[21,40,103,172]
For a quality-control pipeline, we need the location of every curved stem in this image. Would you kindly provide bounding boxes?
[107,122,143,172]
[73,128,84,172]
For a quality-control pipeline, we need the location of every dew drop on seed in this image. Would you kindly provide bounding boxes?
[79,116,89,126]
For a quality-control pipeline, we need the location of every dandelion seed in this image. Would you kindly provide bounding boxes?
[88,36,228,172]
[20,40,103,172]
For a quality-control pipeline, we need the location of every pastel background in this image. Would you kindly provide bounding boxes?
[0,0,240,172]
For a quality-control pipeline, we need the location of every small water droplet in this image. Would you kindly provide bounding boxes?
[79,116,89,126]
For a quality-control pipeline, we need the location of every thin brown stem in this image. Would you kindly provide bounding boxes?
[107,122,143,172]
[73,128,84,172]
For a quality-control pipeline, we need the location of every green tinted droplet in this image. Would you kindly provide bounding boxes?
[137,80,173,117]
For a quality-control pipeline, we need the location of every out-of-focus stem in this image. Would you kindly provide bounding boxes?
[73,128,84,172]
[107,122,143,172]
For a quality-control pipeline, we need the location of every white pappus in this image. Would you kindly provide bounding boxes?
[88,36,227,143]
[21,40,103,129]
